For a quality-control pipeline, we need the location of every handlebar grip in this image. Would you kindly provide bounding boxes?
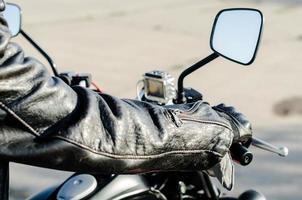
[230,143,253,166]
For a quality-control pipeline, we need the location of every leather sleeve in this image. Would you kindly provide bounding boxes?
[0,18,234,173]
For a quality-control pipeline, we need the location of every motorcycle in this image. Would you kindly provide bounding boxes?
[1,3,289,200]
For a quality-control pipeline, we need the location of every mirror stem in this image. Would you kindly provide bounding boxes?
[20,30,60,77]
[177,52,219,103]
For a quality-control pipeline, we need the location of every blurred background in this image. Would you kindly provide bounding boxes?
[7,0,302,199]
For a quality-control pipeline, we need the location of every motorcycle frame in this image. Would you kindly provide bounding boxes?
[27,171,221,200]
[0,161,9,200]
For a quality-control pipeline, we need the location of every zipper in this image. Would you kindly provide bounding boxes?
[180,117,232,130]
[170,101,232,130]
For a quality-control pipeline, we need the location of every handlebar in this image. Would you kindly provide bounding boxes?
[230,143,253,166]
[230,137,288,166]
[252,137,289,157]
[136,79,289,164]
[230,136,289,167]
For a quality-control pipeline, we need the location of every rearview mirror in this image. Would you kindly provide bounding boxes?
[210,8,263,65]
[2,3,21,37]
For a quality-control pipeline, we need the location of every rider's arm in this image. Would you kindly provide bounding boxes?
[0,17,250,175]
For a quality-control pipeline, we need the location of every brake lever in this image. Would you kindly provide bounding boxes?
[252,137,289,157]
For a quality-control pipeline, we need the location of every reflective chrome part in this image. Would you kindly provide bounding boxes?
[57,174,97,200]
[252,137,289,157]
[210,8,263,65]
[91,175,149,200]
[238,190,266,200]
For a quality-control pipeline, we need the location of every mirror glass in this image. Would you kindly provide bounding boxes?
[2,4,21,37]
[210,9,263,65]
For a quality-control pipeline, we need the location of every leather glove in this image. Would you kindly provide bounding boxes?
[209,104,252,191]
[213,103,252,146]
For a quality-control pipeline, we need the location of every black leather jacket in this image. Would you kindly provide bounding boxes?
[0,14,251,178]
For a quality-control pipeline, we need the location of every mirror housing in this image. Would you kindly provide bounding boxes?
[210,8,263,65]
[2,3,21,37]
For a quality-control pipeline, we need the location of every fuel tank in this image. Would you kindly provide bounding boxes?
[28,174,156,200]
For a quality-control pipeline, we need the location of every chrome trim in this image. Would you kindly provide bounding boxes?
[252,137,289,157]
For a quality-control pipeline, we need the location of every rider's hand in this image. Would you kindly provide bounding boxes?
[208,104,252,191]
[213,103,252,146]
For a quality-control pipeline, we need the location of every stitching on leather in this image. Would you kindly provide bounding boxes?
[172,102,232,129]
[0,101,40,137]
[180,117,232,130]
[52,135,223,159]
